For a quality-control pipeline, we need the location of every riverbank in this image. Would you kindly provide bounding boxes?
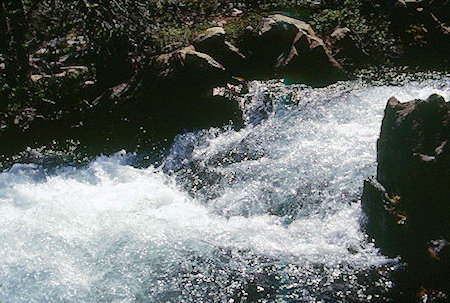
[1,1,449,162]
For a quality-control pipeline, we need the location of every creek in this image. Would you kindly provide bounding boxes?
[1,75,449,302]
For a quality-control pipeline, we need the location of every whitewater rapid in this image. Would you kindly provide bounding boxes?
[0,76,449,302]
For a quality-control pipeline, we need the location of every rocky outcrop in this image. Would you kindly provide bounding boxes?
[147,45,231,97]
[266,15,342,84]
[364,94,450,240]
[377,95,450,197]
[80,44,243,149]
[240,14,343,86]
[329,27,368,68]
[193,27,247,76]
[362,94,450,299]
[187,15,344,87]
[0,15,344,158]
[391,0,450,36]
[91,16,344,147]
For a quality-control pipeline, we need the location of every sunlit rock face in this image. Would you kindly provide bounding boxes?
[0,75,449,302]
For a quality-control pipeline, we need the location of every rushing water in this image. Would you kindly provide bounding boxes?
[0,76,449,302]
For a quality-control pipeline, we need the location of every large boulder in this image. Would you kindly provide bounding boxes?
[195,27,225,47]
[242,14,343,86]
[377,95,450,206]
[329,27,368,68]
[72,44,243,153]
[362,94,450,298]
[283,26,343,86]
[256,14,307,71]
[193,27,247,76]
[366,94,450,241]
[147,45,231,96]
[90,45,233,106]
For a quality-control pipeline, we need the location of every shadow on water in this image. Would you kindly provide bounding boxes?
[0,93,243,171]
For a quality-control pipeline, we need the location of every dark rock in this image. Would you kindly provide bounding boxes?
[139,45,232,98]
[0,108,73,157]
[195,27,225,46]
[329,27,368,68]
[87,45,233,108]
[282,29,343,86]
[422,239,450,294]
[362,94,450,296]
[239,26,259,58]
[389,0,450,67]
[95,33,133,89]
[369,94,450,239]
[79,45,243,149]
[258,14,304,69]
[361,177,409,255]
[377,95,450,220]
[0,44,244,158]
[241,14,344,86]
[428,239,450,263]
[194,27,247,76]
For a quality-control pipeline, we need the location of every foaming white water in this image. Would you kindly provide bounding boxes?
[1,77,449,302]
[0,155,385,302]
[167,78,450,218]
